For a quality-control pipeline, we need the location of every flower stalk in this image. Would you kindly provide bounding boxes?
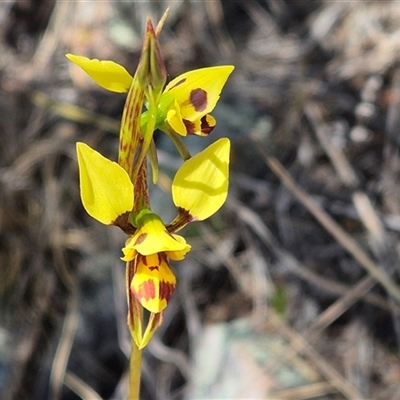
[128,341,142,400]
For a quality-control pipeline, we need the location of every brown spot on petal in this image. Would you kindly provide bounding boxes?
[136,280,156,301]
[159,280,175,302]
[134,233,147,246]
[200,115,215,135]
[190,88,207,112]
[149,265,159,272]
[183,119,196,134]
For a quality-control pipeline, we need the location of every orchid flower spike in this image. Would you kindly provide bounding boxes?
[75,138,230,347]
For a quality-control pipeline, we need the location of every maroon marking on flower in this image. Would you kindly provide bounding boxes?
[167,78,186,91]
[179,207,195,222]
[157,253,164,265]
[166,207,194,232]
[134,233,147,246]
[190,88,208,112]
[140,255,148,266]
[149,265,159,272]
[159,280,175,302]
[200,115,215,135]
[136,280,156,301]
[183,119,195,134]
[113,212,136,235]
[126,99,135,132]
[119,141,128,152]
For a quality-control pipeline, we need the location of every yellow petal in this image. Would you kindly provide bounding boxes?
[166,235,191,260]
[66,54,133,93]
[76,142,134,225]
[172,138,230,221]
[123,210,191,258]
[121,244,137,262]
[160,66,234,122]
[131,253,176,313]
[166,100,187,136]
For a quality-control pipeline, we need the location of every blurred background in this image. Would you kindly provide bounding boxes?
[2,1,400,399]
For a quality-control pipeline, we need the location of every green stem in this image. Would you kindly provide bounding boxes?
[163,127,192,161]
[128,339,142,400]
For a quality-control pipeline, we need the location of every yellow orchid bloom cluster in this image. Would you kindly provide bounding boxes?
[68,15,233,349]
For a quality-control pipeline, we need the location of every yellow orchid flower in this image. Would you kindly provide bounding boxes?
[76,139,229,284]
[69,18,166,184]
[75,138,230,347]
[156,66,234,136]
[121,209,190,316]
[66,53,233,138]
[76,142,184,306]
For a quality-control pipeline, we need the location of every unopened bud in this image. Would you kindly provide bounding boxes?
[137,18,167,99]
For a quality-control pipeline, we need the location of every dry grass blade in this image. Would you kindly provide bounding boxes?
[32,92,120,134]
[64,372,102,400]
[305,275,375,339]
[31,1,75,71]
[198,223,247,293]
[147,337,191,380]
[253,136,400,304]
[50,288,80,400]
[268,381,337,400]
[228,197,399,315]
[178,257,202,352]
[305,100,400,348]
[304,102,389,249]
[304,102,359,188]
[204,0,235,57]
[242,227,271,322]
[266,310,364,400]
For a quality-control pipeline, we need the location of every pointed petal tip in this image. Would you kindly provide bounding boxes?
[66,54,133,93]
